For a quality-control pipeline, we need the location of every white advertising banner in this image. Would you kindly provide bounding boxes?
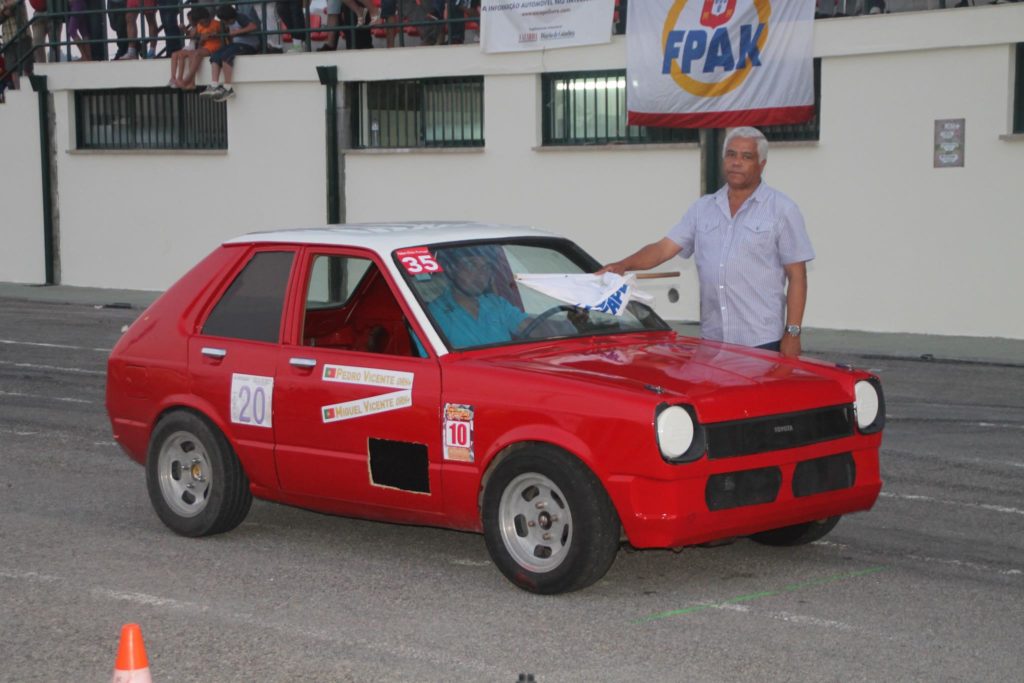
[627,0,816,128]
[480,0,616,54]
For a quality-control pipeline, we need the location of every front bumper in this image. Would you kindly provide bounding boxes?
[606,445,882,548]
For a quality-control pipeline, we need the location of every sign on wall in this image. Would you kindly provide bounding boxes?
[934,119,965,168]
[480,0,615,54]
[627,0,816,128]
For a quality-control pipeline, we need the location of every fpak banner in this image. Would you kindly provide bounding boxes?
[480,0,616,54]
[627,0,815,128]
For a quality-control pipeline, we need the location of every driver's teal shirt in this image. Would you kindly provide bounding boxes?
[428,289,527,349]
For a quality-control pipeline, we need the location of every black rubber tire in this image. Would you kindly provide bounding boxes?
[146,410,252,537]
[750,516,841,546]
[482,445,620,594]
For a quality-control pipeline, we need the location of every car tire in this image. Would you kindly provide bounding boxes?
[482,446,620,594]
[146,410,252,537]
[749,516,840,546]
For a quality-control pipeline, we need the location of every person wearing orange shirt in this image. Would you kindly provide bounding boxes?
[169,6,223,90]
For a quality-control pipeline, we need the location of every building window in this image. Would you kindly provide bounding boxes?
[542,71,699,145]
[761,58,822,142]
[75,89,227,150]
[1014,44,1024,134]
[355,77,484,149]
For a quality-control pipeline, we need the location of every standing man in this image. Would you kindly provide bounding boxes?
[601,127,814,358]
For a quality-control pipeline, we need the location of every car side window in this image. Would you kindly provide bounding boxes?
[201,250,295,343]
[301,254,423,357]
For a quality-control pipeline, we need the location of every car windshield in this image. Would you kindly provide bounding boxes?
[396,239,670,351]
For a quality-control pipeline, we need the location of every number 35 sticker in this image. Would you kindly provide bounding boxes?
[395,247,443,275]
[231,373,274,428]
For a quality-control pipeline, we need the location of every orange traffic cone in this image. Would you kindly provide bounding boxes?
[111,623,153,683]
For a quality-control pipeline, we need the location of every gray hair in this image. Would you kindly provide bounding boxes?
[723,127,768,162]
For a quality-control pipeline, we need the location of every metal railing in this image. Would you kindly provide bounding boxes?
[2,0,484,85]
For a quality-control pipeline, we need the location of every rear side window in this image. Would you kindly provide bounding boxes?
[202,251,295,343]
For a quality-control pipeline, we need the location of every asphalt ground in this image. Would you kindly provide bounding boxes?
[0,292,1022,682]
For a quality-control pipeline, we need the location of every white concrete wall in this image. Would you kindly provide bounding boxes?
[0,88,46,284]
[2,4,1021,338]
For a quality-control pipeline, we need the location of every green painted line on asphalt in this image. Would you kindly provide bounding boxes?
[636,566,887,624]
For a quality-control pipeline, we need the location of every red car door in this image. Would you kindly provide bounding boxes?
[187,248,297,493]
[273,248,444,514]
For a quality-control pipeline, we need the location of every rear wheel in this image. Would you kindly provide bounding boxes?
[482,446,620,594]
[750,516,840,546]
[146,410,252,537]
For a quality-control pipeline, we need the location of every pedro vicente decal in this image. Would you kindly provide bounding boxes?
[320,364,414,423]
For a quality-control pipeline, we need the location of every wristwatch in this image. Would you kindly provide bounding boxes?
[785,324,802,337]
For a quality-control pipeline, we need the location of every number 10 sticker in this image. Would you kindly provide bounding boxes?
[443,403,474,462]
[231,373,274,428]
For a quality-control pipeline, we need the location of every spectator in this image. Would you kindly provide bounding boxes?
[66,0,92,60]
[159,1,182,55]
[600,127,814,358]
[379,0,429,49]
[337,1,372,49]
[108,0,129,59]
[29,0,64,64]
[124,0,158,58]
[317,0,342,51]
[1,0,32,83]
[0,49,10,99]
[275,0,304,50]
[168,5,221,89]
[201,3,259,101]
[320,0,386,51]
[436,0,477,46]
[343,0,377,25]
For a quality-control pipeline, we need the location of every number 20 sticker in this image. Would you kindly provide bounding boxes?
[395,247,443,275]
[231,373,274,428]
[443,403,474,462]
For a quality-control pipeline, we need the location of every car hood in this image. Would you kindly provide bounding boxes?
[479,334,854,423]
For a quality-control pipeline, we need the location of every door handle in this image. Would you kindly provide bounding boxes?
[201,347,227,359]
[290,357,317,369]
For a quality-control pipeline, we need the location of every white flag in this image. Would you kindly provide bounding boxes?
[515,273,653,317]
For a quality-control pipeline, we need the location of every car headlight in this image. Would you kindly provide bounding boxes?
[656,404,704,463]
[854,378,885,433]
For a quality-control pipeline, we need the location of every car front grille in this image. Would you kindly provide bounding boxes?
[704,405,854,459]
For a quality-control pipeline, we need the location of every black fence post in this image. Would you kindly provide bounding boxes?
[29,74,57,284]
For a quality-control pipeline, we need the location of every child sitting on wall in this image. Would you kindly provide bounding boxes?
[168,7,223,90]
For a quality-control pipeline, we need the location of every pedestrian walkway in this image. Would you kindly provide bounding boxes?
[2,282,1022,366]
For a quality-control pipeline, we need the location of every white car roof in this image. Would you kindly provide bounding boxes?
[224,222,560,257]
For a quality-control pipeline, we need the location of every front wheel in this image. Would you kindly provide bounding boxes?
[146,410,252,537]
[750,516,840,546]
[482,446,620,594]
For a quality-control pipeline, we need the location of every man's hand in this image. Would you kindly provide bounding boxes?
[780,334,801,358]
[596,262,626,276]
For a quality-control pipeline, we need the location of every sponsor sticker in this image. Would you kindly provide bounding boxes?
[230,373,274,428]
[443,403,475,462]
[320,364,415,424]
[395,247,443,276]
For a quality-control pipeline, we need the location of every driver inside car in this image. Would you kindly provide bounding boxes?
[428,246,530,349]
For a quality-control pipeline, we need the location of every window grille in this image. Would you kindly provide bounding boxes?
[75,89,227,150]
[356,77,484,149]
[542,71,699,146]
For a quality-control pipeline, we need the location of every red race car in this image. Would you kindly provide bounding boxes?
[107,223,884,594]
